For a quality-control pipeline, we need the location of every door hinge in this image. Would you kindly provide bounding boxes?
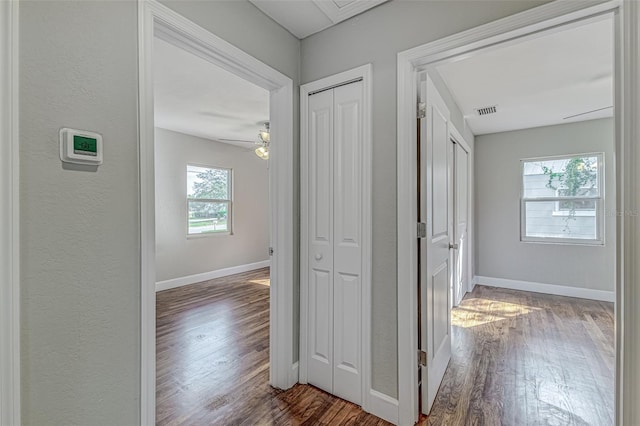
[418,350,427,366]
[269,247,274,256]
[417,222,427,239]
[417,102,426,119]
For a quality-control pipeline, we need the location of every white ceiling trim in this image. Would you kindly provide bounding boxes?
[312,0,387,24]
[249,0,388,39]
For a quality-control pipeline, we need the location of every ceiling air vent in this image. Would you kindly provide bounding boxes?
[475,105,498,116]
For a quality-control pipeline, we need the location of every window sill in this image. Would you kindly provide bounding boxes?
[521,237,604,246]
[187,231,233,239]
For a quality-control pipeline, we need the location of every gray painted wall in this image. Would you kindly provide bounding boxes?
[155,128,269,282]
[475,118,615,292]
[20,1,139,424]
[300,0,549,398]
[19,1,299,424]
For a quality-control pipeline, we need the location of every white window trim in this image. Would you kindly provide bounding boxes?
[520,153,604,245]
[186,165,233,236]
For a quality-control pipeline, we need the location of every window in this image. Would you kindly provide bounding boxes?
[521,153,603,244]
[187,165,232,235]
[555,187,598,214]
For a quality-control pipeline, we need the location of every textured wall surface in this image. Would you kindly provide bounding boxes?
[19,1,300,424]
[300,0,549,398]
[20,2,140,424]
[475,118,615,291]
[155,128,270,282]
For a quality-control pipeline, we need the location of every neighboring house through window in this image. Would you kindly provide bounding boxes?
[521,153,603,244]
[187,164,232,235]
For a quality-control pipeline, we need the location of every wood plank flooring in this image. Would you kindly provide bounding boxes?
[157,270,614,425]
[422,285,615,426]
[156,268,387,425]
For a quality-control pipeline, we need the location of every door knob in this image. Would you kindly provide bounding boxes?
[449,243,459,250]
[315,253,323,260]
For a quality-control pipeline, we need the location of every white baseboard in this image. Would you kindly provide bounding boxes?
[290,362,299,388]
[474,275,615,302]
[156,260,271,292]
[367,389,399,425]
[471,275,478,292]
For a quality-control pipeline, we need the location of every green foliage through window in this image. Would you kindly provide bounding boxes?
[187,165,232,234]
[521,154,602,243]
[541,156,598,231]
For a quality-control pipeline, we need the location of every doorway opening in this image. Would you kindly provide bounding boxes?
[398,2,623,424]
[138,1,295,424]
[153,34,274,424]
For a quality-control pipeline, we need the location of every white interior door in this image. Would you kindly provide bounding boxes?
[306,81,363,405]
[419,75,453,414]
[332,81,363,404]
[307,89,335,394]
[453,144,469,307]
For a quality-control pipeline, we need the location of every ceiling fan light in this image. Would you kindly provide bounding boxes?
[258,130,270,144]
[255,146,269,160]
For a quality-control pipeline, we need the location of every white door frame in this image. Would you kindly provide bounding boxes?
[138,1,296,424]
[0,1,20,424]
[299,64,380,420]
[397,1,640,425]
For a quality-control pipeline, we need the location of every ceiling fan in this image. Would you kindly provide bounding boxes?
[217,122,270,160]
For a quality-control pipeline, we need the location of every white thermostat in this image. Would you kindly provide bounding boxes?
[59,128,103,165]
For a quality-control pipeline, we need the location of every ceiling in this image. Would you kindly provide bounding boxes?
[435,16,614,136]
[153,38,269,148]
[249,0,388,39]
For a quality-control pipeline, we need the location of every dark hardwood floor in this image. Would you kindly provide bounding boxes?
[157,269,614,425]
[156,268,386,425]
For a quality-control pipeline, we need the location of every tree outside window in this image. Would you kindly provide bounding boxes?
[521,153,603,244]
[187,165,232,235]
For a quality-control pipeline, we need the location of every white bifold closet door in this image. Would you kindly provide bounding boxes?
[306,80,363,405]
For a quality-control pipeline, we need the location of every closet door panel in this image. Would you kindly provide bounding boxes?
[333,272,361,404]
[306,89,334,393]
[332,81,363,404]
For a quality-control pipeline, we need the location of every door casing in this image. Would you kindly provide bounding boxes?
[0,1,20,424]
[138,2,296,424]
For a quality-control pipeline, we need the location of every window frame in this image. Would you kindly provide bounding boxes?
[520,152,604,245]
[186,164,233,237]
[553,187,598,216]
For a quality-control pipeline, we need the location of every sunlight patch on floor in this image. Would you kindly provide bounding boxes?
[452,297,541,328]
[249,278,270,286]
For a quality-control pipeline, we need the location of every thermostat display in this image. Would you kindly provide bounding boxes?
[74,135,98,156]
[60,128,103,165]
